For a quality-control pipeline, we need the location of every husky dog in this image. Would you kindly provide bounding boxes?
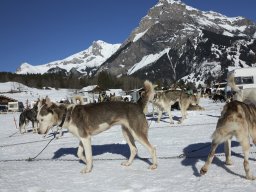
[19,102,38,134]
[37,81,157,173]
[227,73,256,105]
[200,100,256,180]
[212,94,226,103]
[187,104,205,111]
[41,95,85,138]
[109,93,123,101]
[152,90,199,124]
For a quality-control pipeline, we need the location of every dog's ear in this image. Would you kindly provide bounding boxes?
[45,96,53,108]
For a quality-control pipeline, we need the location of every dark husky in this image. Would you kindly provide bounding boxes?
[19,102,38,134]
[200,100,256,180]
[37,81,157,173]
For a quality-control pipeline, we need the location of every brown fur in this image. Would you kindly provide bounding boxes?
[37,80,157,173]
[200,100,256,180]
[187,104,205,111]
[152,90,199,124]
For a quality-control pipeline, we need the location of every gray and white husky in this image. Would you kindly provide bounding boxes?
[37,81,157,173]
[152,90,199,124]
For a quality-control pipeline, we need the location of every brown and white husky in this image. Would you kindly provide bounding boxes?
[37,81,157,173]
[200,100,256,180]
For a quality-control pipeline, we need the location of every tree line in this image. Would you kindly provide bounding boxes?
[0,71,201,91]
[0,72,145,91]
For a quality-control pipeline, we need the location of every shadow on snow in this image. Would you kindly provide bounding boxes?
[52,143,152,165]
[181,141,256,179]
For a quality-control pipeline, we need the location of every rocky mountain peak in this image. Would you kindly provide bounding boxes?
[97,0,256,85]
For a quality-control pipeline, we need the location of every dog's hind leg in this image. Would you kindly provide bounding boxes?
[77,141,87,164]
[239,137,255,180]
[80,136,93,173]
[224,139,232,165]
[200,142,219,175]
[130,122,157,170]
[135,133,157,170]
[19,123,25,134]
[121,126,137,167]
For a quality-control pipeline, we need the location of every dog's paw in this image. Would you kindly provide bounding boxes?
[200,167,207,175]
[121,161,131,167]
[225,159,233,166]
[80,167,92,174]
[148,164,157,170]
[246,174,256,180]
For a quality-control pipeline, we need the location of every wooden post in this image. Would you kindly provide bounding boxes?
[13,116,18,129]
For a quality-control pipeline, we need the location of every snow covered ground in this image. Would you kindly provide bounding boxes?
[1,84,256,192]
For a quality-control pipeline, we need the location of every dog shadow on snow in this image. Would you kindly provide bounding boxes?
[181,141,256,179]
[146,113,180,123]
[52,143,152,165]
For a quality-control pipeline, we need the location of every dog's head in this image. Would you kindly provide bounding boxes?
[190,92,201,105]
[152,91,163,103]
[37,97,59,135]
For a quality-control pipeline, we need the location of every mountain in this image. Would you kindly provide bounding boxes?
[16,0,256,86]
[16,40,121,76]
[96,0,256,85]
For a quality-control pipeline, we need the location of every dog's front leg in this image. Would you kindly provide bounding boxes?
[80,136,93,173]
[166,108,174,124]
[77,141,87,164]
[157,110,163,123]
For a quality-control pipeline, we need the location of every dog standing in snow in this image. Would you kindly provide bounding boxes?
[200,100,256,180]
[36,81,157,173]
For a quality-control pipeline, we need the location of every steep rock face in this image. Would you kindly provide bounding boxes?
[97,0,256,84]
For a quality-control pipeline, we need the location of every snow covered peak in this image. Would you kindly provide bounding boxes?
[159,0,182,4]
[130,0,255,43]
[16,40,121,75]
[16,62,40,74]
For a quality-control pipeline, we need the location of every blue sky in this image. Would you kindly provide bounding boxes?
[0,0,256,73]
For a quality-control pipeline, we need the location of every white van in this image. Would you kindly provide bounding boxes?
[7,102,24,112]
[228,67,256,89]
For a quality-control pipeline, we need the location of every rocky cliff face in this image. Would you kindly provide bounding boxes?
[97,0,256,84]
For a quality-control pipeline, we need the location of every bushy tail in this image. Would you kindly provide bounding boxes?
[19,112,26,133]
[227,73,240,92]
[137,80,155,112]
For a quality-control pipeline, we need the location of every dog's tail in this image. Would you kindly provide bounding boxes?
[18,112,25,133]
[137,80,155,112]
[72,95,84,105]
[227,73,240,92]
